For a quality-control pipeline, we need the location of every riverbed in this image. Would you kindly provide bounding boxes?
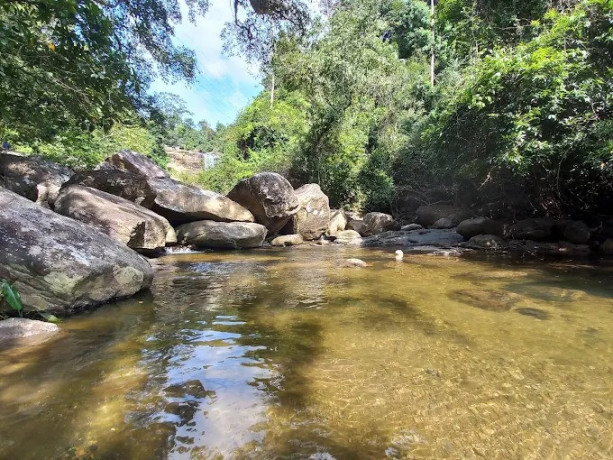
[1,247,612,459]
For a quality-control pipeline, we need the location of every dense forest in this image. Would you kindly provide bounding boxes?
[1,0,611,219]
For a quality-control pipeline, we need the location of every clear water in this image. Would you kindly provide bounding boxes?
[1,247,612,459]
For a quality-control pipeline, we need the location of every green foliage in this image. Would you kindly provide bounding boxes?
[1,280,23,317]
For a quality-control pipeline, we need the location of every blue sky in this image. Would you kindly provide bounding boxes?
[149,0,263,126]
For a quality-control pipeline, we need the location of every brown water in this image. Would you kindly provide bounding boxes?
[1,247,612,459]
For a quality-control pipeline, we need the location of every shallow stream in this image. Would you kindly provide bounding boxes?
[1,247,612,459]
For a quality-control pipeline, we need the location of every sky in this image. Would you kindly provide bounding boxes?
[149,0,263,127]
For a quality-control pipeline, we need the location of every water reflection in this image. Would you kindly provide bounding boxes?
[0,248,612,459]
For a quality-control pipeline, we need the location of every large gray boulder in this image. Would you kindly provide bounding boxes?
[327,209,348,235]
[63,169,156,208]
[0,187,153,315]
[55,185,176,251]
[100,149,167,179]
[149,177,255,225]
[0,153,73,207]
[283,184,330,240]
[416,204,465,227]
[362,212,396,236]
[457,217,504,239]
[228,172,299,234]
[176,221,267,249]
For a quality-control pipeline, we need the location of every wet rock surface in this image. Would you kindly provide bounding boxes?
[271,234,304,247]
[0,318,60,342]
[362,229,464,248]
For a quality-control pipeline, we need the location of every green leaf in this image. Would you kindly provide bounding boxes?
[38,312,62,323]
[1,280,23,316]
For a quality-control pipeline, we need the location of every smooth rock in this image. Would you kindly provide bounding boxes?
[150,177,255,225]
[457,217,504,238]
[431,217,454,229]
[463,234,508,250]
[0,187,153,314]
[101,149,167,179]
[508,218,555,240]
[362,212,396,236]
[327,209,348,235]
[284,184,330,240]
[563,221,591,244]
[0,153,73,207]
[401,224,422,231]
[63,169,156,208]
[228,172,299,234]
[271,234,304,247]
[601,239,613,255]
[0,318,60,342]
[334,230,362,241]
[347,219,366,235]
[338,258,370,268]
[416,204,464,227]
[55,185,175,251]
[176,221,267,249]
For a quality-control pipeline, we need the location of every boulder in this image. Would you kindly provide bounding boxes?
[283,184,330,240]
[563,221,591,244]
[55,185,176,251]
[600,239,613,255]
[327,209,348,235]
[457,217,504,239]
[333,230,362,241]
[149,177,255,225]
[362,229,464,248]
[338,258,370,268]
[0,187,153,315]
[347,219,366,235]
[362,212,396,236]
[63,169,157,208]
[101,149,167,179]
[508,218,556,240]
[0,153,73,207]
[176,221,267,249]
[271,234,304,247]
[463,234,508,250]
[0,318,60,342]
[227,172,299,234]
[416,204,464,227]
[431,218,455,229]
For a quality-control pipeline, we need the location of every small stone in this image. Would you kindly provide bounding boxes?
[271,234,304,247]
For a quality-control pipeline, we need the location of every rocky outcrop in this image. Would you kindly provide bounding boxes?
[0,153,73,207]
[362,212,396,236]
[176,221,267,249]
[228,172,299,234]
[55,185,176,251]
[457,217,504,239]
[283,184,330,240]
[149,177,255,225]
[327,209,348,235]
[507,218,555,240]
[0,187,153,314]
[64,169,156,208]
[362,228,464,248]
[416,204,465,228]
[100,149,167,179]
[271,234,304,247]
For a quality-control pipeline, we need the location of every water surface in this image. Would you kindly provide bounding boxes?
[1,247,612,459]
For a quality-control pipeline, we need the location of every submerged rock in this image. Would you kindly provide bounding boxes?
[451,289,520,312]
[0,153,73,207]
[284,184,330,240]
[228,172,299,234]
[0,318,60,342]
[55,185,176,251]
[271,234,304,247]
[515,308,550,320]
[337,258,370,268]
[176,221,267,249]
[0,187,153,314]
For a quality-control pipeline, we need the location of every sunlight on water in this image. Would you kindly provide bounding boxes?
[1,247,612,459]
